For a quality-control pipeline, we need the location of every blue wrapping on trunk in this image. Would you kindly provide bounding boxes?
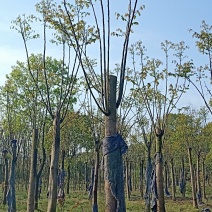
[102,134,128,156]
[102,133,128,212]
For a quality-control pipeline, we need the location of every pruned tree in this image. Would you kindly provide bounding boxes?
[128,40,190,211]
[40,0,143,211]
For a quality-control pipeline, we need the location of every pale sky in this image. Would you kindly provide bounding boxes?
[0,0,212,112]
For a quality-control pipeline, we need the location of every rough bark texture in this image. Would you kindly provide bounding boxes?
[104,75,126,212]
[155,128,166,212]
[188,147,198,209]
[104,75,117,211]
[27,129,38,212]
[47,112,61,212]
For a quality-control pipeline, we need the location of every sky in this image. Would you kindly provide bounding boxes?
[0,0,212,113]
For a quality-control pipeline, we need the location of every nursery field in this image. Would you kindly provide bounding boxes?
[0,185,211,212]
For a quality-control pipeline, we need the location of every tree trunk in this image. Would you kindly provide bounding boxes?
[35,129,46,210]
[92,142,100,212]
[139,159,144,198]
[155,128,166,212]
[27,129,38,212]
[47,111,61,212]
[144,147,152,212]
[188,147,198,209]
[170,158,176,201]
[196,151,202,205]
[129,161,133,192]
[0,162,2,183]
[125,159,130,200]
[3,150,9,205]
[98,166,102,194]
[202,157,207,201]
[104,75,126,212]
[85,162,88,191]
[164,161,170,197]
[7,139,17,212]
[67,163,71,195]
[180,158,186,198]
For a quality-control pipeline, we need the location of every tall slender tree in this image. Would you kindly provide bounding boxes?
[12,4,80,208]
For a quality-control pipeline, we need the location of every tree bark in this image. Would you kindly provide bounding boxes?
[145,147,152,212]
[47,111,61,212]
[3,150,9,205]
[7,139,17,212]
[92,141,100,212]
[67,163,71,195]
[125,159,130,200]
[155,128,166,212]
[170,158,176,201]
[35,130,46,210]
[196,151,202,205]
[180,158,186,198]
[104,75,126,212]
[202,157,207,201]
[188,147,198,209]
[27,129,38,212]
[164,161,169,197]
[139,159,144,198]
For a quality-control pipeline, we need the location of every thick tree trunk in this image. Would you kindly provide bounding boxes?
[188,147,198,209]
[170,158,176,201]
[27,129,38,212]
[47,111,61,212]
[155,128,166,212]
[104,75,126,212]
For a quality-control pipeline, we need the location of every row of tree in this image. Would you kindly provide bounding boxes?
[0,0,212,211]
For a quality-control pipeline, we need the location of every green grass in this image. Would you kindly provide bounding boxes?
[0,187,211,211]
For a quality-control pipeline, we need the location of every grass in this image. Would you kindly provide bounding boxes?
[0,186,211,211]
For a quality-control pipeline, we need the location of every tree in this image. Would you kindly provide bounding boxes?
[41,0,143,211]
[184,21,212,114]
[128,40,190,211]
[12,5,80,208]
